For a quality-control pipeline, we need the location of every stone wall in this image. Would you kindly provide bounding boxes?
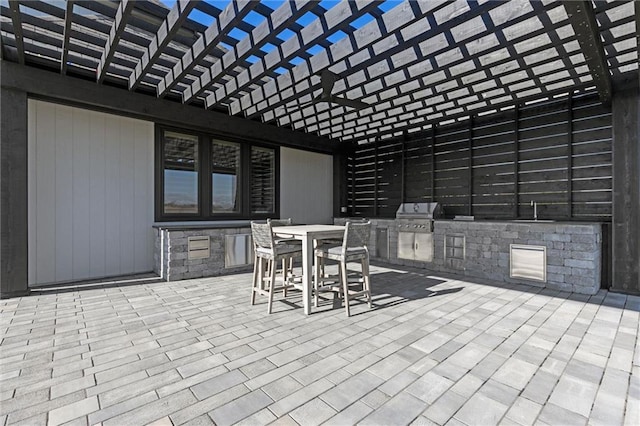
[154,226,253,281]
[335,218,602,295]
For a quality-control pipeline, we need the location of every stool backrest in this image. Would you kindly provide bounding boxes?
[342,221,371,252]
[268,218,292,227]
[251,222,274,250]
[346,218,368,224]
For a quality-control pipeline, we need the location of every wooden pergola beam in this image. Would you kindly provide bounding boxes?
[277,2,565,135]
[128,0,197,91]
[228,0,453,120]
[96,0,135,84]
[159,0,257,98]
[205,0,382,109]
[8,0,24,65]
[563,1,612,105]
[60,0,74,75]
[179,0,316,103]
[323,63,581,141]
[244,3,427,122]
[339,80,591,144]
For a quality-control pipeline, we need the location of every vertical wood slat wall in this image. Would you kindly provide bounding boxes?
[28,100,155,285]
[348,93,613,221]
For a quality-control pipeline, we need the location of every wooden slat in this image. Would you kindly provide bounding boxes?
[519,146,568,162]
[573,127,612,145]
[518,134,569,150]
[348,91,613,220]
[179,0,314,102]
[572,191,611,203]
[128,0,198,91]
[96,0,135,84]
[573,178,612,191]
[573,152,612,167]
[208,0,382,109]
[573,165,612,179]
[572,203,612,217]
[165,0,257,99]
[236,0,464,119]
[474,171,515,185]
[4,8,150,71]
[564,1,612,105]
[282,1,570,139]
[336,73,591,142]
[8,0,24,65]
[60,0,74,75]
[276,1,512,129]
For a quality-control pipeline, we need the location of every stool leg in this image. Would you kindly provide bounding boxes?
[340,260,350,317]
[251,255,259,305]
[362,257,372,308]
[267,258,277,314]
[314,254,321,307]
[282,259,288,297]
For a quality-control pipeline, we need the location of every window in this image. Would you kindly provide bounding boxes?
[157,128,277,221]
[211,140,240,214]
[163,132,199,215]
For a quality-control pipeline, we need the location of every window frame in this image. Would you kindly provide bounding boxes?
[155,125,279,222]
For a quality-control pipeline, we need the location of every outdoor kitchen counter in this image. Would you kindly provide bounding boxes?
[153,223,253,281]
[335,218,603,295]
[153,221,252,230]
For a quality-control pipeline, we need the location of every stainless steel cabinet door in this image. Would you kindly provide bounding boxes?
[376,228,389,258]
[225,234,254,267]
[397,232,415,260]
[414,233,434,262]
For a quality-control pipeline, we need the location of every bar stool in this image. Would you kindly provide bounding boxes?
[267,218,300,288]
[314,221,372,317]
[316,218,367,279]
[250,222,302,314]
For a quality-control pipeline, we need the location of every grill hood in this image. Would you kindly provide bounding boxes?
[395,202,441,219]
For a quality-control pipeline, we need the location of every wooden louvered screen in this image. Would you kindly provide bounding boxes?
[352,144,376,217]
[347,92,612,221]
[250,146,276,214]
[404,135,433,203]
[472,111,516,219]
[376,140,403,218]
[435,125,472,217]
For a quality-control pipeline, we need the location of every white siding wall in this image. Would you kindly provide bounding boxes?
[280,147,333,224]
[28,100,155,285]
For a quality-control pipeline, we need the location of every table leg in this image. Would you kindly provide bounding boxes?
[302,235,313,315]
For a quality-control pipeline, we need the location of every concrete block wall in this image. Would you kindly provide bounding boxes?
[154,227,253,281]
[335,218,602,295]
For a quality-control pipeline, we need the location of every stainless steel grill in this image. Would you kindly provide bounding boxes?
[395,203,440,262]
[395,203,441,220]
[395,203,440,232]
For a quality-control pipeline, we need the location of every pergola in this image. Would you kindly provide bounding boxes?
[1,0,636,144]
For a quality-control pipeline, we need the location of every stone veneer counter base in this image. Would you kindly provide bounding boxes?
[335,218,602,295]
[154,224,253,281]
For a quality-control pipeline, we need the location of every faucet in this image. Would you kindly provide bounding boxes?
[531,200,537,221]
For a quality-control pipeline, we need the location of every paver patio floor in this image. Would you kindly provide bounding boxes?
[1,263,638,426]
